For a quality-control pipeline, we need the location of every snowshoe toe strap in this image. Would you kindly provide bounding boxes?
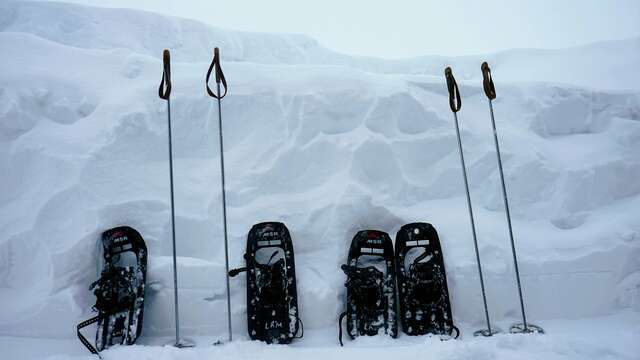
[257,259,287,304]
[342,265,384,306]
[91,266,137,313]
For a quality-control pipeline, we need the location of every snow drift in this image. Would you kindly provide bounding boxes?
[1,0,639,345]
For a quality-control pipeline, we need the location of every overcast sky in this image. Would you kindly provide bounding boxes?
[40,0,640,58]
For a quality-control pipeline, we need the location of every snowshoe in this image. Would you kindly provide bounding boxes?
[339,230,397,346]
[395,222,458,338]
[229,222,302,344]
[77,226,148,356]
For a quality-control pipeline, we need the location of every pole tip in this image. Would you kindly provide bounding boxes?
[214,47,219,57]
[163,49,170,62]
[481,61,490,72]
[444,66,452,77]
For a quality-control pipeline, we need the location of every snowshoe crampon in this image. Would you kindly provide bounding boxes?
[77,226,148,355]
[395,222,458,338]
[229,222,302,344]
[339,230,397,346]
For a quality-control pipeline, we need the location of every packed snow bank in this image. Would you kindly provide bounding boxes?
[1,0,640,348]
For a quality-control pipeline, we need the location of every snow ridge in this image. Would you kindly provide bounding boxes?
[3,1,640,89]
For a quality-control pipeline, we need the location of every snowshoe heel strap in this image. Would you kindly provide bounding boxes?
[338,311,347,346]
[294,316,304,339]
[450,325,460,339]
[77,315,103,358]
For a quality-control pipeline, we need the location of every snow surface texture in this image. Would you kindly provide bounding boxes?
[1,1,640,358]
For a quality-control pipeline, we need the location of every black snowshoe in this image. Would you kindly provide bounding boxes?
[77,226,148,355]
[395,223,459,338]
[339,230,398,346]
[229,222,302,344]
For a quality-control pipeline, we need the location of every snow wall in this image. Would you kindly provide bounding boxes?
[1,1,640,338]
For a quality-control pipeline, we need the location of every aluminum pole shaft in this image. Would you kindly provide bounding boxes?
[453,112,493,334]
[487,100,528,330]
[216,81,233,341]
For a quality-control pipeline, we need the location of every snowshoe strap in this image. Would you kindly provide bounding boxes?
[158,49,171,100]
[481,62,496,100]
[450,324,460,339]
[90,266,137,313]
[341,264,385,338]
[445,67,461,113]
[228,267,247,277]
[206,47,228,99]
[338,311,347,346]
[408,258,460,338]
[230,251,282,278]
[77,314,104,359]
[413,249,430,264]
[342,265,383,307]
[294,316,304,339]
[257,259,286,305]
[266,250,279,265]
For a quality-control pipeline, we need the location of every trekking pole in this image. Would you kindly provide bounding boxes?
[159,50,195,348]
[445,67,498,337]
[206,47,233,342]
[480,62,543,334]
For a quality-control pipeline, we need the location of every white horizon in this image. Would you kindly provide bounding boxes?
[27,0,640,59]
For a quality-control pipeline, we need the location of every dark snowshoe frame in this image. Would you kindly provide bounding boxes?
[339,230,398,345]
[395,222,458,338]
[229,222,302,344]
[77,226,148,355]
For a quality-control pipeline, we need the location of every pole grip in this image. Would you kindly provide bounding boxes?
[158,49,172,100]
[206,47,228,99]
[444,67,461,113]
[481,61,496,100]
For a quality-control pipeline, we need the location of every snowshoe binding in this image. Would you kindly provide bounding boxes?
[395,222,458,338]
[339,230,398,346]
[77,226,148,356]
[229,222,302,344]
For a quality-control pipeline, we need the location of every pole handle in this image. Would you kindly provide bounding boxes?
[481,61,496,100]
[206,47,228,99]
[158,49,172,100]
[444,67,461,113]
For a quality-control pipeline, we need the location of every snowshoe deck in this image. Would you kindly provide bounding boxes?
[395,222,458,338]
[77,226,147,355]
[229,222,302,344]
[339,230,397,345]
